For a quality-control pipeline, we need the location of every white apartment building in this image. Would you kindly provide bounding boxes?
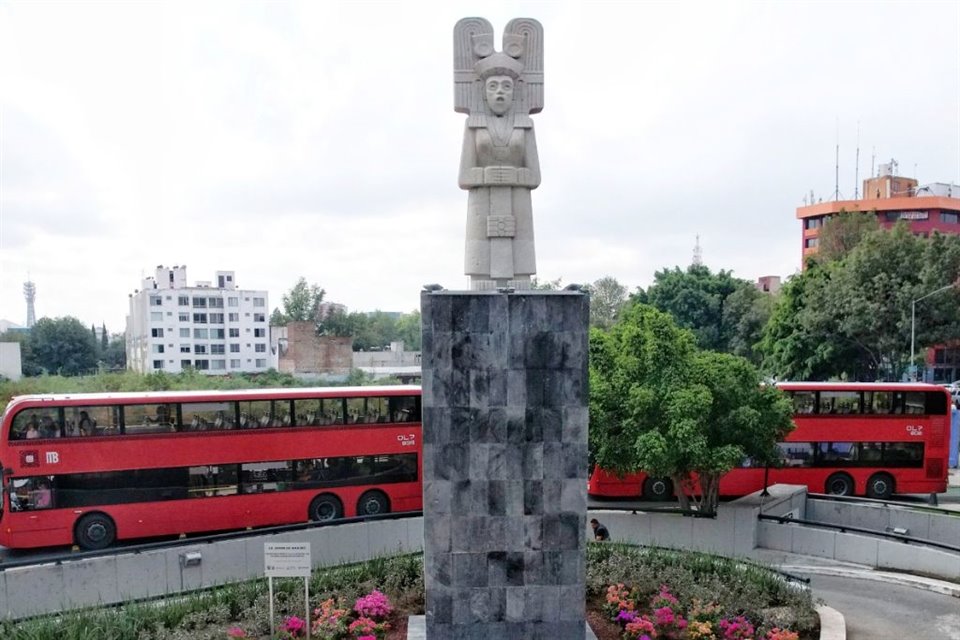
[126,266,270,374]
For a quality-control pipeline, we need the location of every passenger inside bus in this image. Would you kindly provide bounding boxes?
[77,411,94,436]
[30,480,52,509]
[40,415,59,438]
[25,418,40,439]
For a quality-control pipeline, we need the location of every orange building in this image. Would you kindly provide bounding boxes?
[795,164,960,382]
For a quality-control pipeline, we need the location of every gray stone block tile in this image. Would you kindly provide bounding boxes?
[791,526,836,558]
[487,480,507,515]
[453,552,489,588]
[486,444,509,479]
[524,369,545,408]
[561,477,587,512]
[543,442,563,479]
[426,586,453,623]
[542,479,562,513]
[423,480,452,515]
[452,479,488,515]
[522,443,544,479]
[505,586,525,621]
[487,369,508,407]
[834,533,879,566]
[3,563,65,618]
[62,556,121,609]
[524,480,543,515]
[523,516,544,551]
[115,549,170,600]
[757,521,793,552]
[199,538,253,586]
[506,370,527,408]
[523,550,544,584]
[563,442,589,479]
[559,584,586,620]
[562,406,589,443]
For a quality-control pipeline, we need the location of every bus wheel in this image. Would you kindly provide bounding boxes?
[308,494,343,522]
[74,513,116,550]
[866,473,894,500]
[642,477,673,501]
[357,490,390,516]
[825,473,854,496]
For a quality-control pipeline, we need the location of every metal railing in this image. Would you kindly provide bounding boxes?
[757,512,960,554]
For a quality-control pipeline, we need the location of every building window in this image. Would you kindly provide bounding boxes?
[193,328,208,339]
[804,217,822,230]
[194,360,209,371]
[255,359,267,368]
[228,313,239,322]
[209,313,224,324]
[211,328,225,339]
[253,297,265,307]
[211,344,226,355]
[941,212,958,224]
[193,313,207,324]
[255,343,266,353]
[208,297,224,308]
[229,328,240,338]
[195,345,207,355]
[179,328,190,338]
[151,328,164,338]
[192,297,207,308]
[178,312,189,322]
[150,312,163,321]
[180,345,191,353]
[230,344,240,353]
[152,344,165,354]
[181,359,192,368]
[153,360,164,369]
[230,359,241,368]
[150,296,163,306]
[254,328,266,338]
[178,295,189,306]
[211,359,227,370]
[804,237,819,249]
[254,313,265,322]
[228,297,239,307]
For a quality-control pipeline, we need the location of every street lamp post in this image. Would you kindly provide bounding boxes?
[910,283,957,381]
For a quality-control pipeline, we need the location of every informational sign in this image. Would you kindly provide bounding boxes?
[264,542,311,578]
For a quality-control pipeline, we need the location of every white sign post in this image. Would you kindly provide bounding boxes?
[265,542,312,639]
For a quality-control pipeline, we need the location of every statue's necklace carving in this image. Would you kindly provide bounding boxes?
[488,113,514,148]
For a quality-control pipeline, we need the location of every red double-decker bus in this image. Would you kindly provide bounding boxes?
[588,382,952,501]
[0,386,421,550]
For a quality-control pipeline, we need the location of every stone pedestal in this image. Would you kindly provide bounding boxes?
[420,290,589,639]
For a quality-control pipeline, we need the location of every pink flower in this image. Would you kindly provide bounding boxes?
[354,589,393,619]
[280,615,306,637]
[226,628,248,639]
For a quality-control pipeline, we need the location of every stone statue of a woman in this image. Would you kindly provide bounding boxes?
[454,18,543,290]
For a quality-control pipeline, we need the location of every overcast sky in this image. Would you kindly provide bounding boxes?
[1,0,958,333]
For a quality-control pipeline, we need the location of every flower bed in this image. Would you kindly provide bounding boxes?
[0,545,818,639]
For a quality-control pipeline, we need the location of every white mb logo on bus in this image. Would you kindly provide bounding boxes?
[45,451,60,464]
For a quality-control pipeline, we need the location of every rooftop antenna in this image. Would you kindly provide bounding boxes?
[854,121,860,199]
[832,118,841,201]
[692,234,703,266]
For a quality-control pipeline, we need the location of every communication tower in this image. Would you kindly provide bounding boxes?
[23,280,36,328]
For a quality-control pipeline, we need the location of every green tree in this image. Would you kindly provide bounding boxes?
[815,210,879,263]
[531,276,563,290]
[722,284,775,366]
[101,333,127,371]
[100,323,109,352]
[395,310,422,351]
[28,317,98,376]
[0,330,41,376]
[589,304,793,512]
[587,276,628,329]
[640,264,754,353]
[759,225,960,381]
[271,277,326,325]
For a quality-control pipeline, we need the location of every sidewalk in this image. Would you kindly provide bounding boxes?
[749,548,960,598]
[950,467,960,488]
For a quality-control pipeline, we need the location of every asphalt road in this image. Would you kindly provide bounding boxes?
[806,574,960,640]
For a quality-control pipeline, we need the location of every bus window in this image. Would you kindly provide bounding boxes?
[818,391,860,415]
[817,442,857,464]
[904,392,926,415]
[188,465,238,497]
[124,403,177,435]
[242,400,292,427]
[8,476,54,511]
[11,409,61,440]
[923,391,948,415]
[869,391,895,414]
[791,392,816,415]
[882,442,923,467]
[346,398,368,424]
[182,402,235,431]
[777,442,815,467]
[858,442,882,463]
[240,461,293,493]
[65,406,119,437]
[390,395,420,422]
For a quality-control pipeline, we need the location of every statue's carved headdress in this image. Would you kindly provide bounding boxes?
[454,17,543,116]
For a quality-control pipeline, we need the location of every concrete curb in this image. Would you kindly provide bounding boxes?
[816,605,845,640]
[780,564,960,598]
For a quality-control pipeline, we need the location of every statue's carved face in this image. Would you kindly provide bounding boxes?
[485,76,514,116]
